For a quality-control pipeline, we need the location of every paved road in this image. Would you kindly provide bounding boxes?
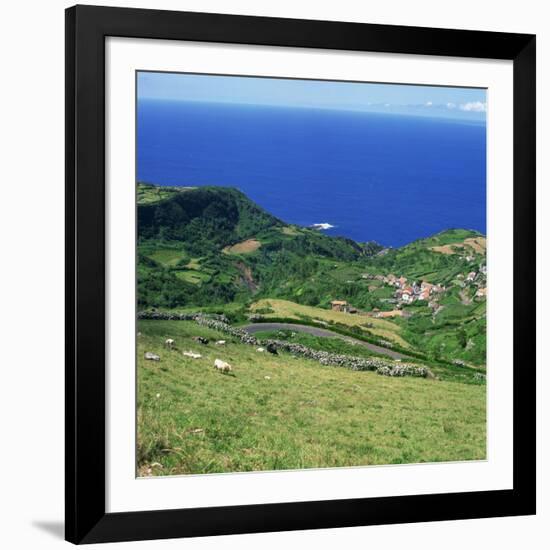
[242,322,408,360]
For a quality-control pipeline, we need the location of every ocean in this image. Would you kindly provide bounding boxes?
[137,99,486,247]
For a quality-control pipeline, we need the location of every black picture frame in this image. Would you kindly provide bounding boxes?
[65,4,536,544]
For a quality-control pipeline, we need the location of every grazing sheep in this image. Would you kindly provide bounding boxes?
[214,358,232,374]
[144,352,160,361]
[183,351,202,359]
[192,336,209,345]
[256,347,265,352]
[215,340,226,346]
[164,338,175,350]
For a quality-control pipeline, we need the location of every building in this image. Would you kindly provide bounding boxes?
[397,276,408,288]
[419,288,431,301]
[466,271,477,283]
[401,286,414,303]
[330,300,349,312]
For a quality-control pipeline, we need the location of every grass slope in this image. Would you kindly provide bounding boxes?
[137,320,486,476]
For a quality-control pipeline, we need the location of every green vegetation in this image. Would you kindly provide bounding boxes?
[137,183,487,367]
[138,320,486,475]
[137,183,194,205]
[252,328,389,359]
[137,182,377,311]
[367,230,484,285]
[249,298,410,349]
[136,183,488,475]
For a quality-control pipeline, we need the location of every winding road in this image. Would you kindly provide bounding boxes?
[242,322,409,360]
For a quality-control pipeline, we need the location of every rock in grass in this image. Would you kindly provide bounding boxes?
[215,340,226,345]
[144,352,160,361]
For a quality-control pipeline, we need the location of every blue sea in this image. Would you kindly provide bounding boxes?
[137,100,486,247]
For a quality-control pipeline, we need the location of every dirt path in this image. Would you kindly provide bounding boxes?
[242,322,409,360]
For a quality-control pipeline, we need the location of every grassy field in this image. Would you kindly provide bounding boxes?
[430,236,487,255]
[137,320,486,476]
[137,183,195,205]
[174,270,210,284]
[148,248,184,267]
[249,299,410,348]
[223,239,262,255]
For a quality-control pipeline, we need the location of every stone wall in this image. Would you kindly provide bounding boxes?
[138,311,434,379]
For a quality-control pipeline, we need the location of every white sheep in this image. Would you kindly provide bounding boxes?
[215,340,226,346]
[164,338,175,350]
[214,358,232,374]
[183,351,202,359]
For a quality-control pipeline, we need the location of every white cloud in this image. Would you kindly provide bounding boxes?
[425,101,433,107]
[459,101,487,112]
[446,102,456,109]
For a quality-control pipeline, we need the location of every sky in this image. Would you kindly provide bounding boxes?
[137,71,487,122]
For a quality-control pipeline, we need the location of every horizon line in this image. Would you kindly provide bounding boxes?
[137,97,486,125]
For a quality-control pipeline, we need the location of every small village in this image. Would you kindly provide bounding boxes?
[330,264,487,318]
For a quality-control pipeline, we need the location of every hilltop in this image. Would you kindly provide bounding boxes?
[137,183,379,307]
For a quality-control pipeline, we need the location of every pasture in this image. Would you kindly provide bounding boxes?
[137,320,486,476]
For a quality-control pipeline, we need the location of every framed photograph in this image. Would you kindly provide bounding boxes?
[65,5,536,544]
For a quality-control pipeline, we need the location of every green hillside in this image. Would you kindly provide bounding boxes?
[137,183,487,367]
[137,183,378,309]
[137,183,487,476]
[138,320,486,476]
